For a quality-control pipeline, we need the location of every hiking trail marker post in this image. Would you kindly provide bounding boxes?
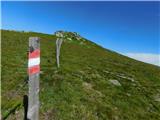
[27,37,40,120]
[55,32,63,68]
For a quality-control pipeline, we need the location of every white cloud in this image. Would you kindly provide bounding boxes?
[124,53,160,66]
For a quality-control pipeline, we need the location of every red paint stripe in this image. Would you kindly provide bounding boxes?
[28,65,40,75]
[29,49,40,59]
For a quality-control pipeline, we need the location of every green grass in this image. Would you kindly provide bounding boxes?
[1,29,160,120]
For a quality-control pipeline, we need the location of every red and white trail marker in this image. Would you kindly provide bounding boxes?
[28,49,40,75]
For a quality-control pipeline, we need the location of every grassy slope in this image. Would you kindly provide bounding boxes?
[1,30,160,120]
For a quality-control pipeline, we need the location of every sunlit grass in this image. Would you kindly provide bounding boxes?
[1,30,160,120]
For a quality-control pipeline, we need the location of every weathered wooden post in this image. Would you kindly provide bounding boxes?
[27,37,40,120]
[55,32,63,68]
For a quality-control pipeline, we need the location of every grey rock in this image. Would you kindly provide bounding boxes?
[109,79,121,86]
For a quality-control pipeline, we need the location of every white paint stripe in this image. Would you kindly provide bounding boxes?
[28,57,40,67]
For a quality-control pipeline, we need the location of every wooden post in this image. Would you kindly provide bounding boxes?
[55,32,63,68]
[27,37,40,120]
[56,38,63,68]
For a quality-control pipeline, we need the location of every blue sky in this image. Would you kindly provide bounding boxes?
[2,1,160,65]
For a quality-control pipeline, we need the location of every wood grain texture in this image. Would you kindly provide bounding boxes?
[27,37,40,120]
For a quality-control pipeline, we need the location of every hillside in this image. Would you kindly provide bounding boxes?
[1,30,160,120]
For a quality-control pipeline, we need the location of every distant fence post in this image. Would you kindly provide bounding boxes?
[55,32,63,68]
[56,38,63,68]
[27,37,40,120]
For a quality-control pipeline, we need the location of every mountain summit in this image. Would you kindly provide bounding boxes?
[55,31,84,41]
